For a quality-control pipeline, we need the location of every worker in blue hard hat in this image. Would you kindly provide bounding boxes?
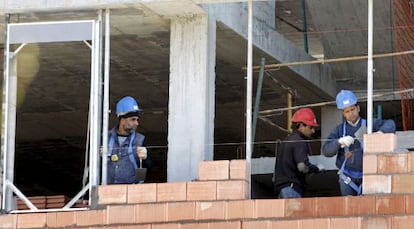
[107,96,152,184]
[322,90,395,196]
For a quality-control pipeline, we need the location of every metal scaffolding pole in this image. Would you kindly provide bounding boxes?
[101,9,111,185]
[367,0,373,133]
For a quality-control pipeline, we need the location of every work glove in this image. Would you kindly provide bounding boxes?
[338,136,354,148]
[137,146,148,160]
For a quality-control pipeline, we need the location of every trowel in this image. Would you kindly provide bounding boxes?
[354,124,367,141]
[135,158,147,183]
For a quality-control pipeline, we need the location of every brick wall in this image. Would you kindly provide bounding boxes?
[2,133,414,229]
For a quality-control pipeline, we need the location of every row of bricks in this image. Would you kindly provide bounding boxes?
[363,174,414,194]
[363,152,414,174]
[96,180,249,205]
[3,215,414,229]
[4,194,414,228]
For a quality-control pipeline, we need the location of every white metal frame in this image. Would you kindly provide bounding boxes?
[1,19,103,212]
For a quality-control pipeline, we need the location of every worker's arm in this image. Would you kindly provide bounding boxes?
[373,118,396,133]
[322,126,342,157]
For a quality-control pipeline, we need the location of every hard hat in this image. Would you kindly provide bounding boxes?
[292,108,319,127]
[336,90,357,109]
[116,96,142,118]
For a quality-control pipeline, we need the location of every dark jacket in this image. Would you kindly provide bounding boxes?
[322,118,395,172]
[273,131,319,195]
[107,127,152,184]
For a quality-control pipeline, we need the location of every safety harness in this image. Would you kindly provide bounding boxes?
[338,119,366,195]
[108,132,138,169]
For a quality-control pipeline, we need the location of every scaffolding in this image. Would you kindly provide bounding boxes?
[0,12,110,212]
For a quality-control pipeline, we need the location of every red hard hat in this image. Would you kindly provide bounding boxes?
[292,108,319,127]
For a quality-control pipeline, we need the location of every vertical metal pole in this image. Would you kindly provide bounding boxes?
[246,0,253,164]
[252,58,265,146]
[377,104,382,119]
[101,9,110,185]
[89,19,101,199]
[287,93,293,133]
[367,0,373,134]
[1,17,11,211]
[301,0,309,53]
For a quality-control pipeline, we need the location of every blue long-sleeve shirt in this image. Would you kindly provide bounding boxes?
[322,118,396,172]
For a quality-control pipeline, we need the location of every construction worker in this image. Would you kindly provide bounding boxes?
[322,90,395,196]
[273,108,324,198]
[107,96,152,184]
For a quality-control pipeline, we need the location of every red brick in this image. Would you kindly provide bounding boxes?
[46,212,57,228]
[76,209,105,226]
[151,223,180,229]
[226,200,255,219]
[285,198,315,217]
[181,222,209,229]
[17,213,46,228]
[406,195,414,214]
[127,183,157,203]
[299,218,329,229]
[56,211,76,227]
[217,180,249,200]
[393,174,414,193]
[107,205,135,224]
[363,154,378,174]
[0,214,17,229]
[392,215,414,229]
[361,216,391,229]
[376,195,405,214]
[362,175,391,194]
[315,196,346,217]
[271,219,299,229]
[120,225,151,229]
[242,220,271,229]
[157,182,187,202]
[345,196,375,215]
[166,202,196,221]
[255,199,285,218]
[408,152,414,172]
[209,221,241,229]
[187,181,216,201]
[198,160,229,180]
[98,184,127,205]
[196,201,226,220]
[364,133,396,153]
[136,203,166,223]
[230,160,250,180]
[330,217,362,229]
[378,154,407,174]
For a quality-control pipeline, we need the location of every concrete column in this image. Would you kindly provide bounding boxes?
[168,14,216,182]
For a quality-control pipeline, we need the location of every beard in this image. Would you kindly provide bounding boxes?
[123,122,136,134]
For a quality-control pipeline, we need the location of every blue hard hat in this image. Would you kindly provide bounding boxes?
[336,90,357,109]
[116,96,142,117]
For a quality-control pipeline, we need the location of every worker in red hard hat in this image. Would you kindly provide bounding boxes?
[273,108,324,198]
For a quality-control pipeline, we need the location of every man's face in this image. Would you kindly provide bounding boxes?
[342,105,360,124]
[299,123,315,138]
[121,116,139,134]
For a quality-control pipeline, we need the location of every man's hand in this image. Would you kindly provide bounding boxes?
[338,136,354,148]
[137,146,147,160]
[344,151,353,159]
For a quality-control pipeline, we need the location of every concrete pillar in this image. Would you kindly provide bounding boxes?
[321,105,343,144]
[319,105,343,168]
[168,14,216,182]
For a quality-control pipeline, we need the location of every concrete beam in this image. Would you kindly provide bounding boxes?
[0,0,267,14]
[204,2,337,100]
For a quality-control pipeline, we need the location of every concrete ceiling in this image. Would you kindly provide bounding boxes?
[1,0,404,197]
